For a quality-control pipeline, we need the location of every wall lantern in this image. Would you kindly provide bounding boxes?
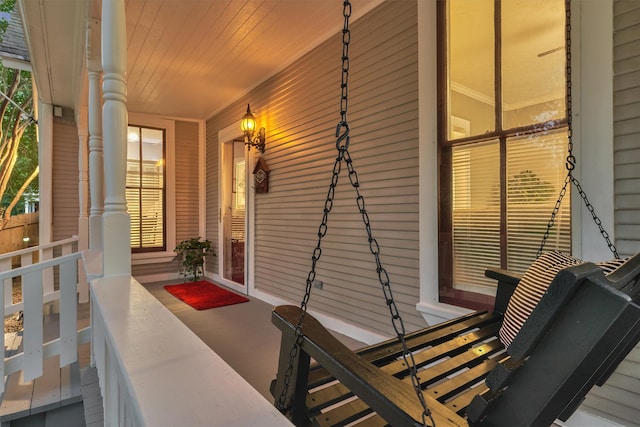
[240,104,266,153]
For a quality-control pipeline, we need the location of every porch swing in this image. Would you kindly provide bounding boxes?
[270,1,640,426]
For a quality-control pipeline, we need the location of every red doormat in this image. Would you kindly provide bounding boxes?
[164,281,249,310]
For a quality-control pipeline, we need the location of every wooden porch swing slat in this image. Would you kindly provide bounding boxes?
[271,253,640,426]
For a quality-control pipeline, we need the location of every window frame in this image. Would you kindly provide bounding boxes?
[437,0,569,311]
[128,113,176,265]
[127,124,167,253]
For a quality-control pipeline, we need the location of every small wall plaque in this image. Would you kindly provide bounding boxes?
[252,157,270,193]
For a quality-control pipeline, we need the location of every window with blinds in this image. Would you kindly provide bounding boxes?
[127,126,165,252]
[439,0,570,309]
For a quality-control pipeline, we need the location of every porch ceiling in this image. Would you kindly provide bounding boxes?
[19,0,383,122]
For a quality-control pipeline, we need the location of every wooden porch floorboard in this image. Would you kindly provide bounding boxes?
[1,303,91,424]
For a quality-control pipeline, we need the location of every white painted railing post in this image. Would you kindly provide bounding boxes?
[0,247,90,394]
[40,246,54,296]
[37,104,53,251]
[1,257,11,308]
[101,0,130,277]
[0,257,4,385]
[23,268,44,381]
[88,18,104,254]
[78,109,90,303]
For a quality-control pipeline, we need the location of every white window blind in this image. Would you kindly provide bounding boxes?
[452,141,501,295]
[506,131,571,272]
[127,126,165,251]
[452,132,571,296]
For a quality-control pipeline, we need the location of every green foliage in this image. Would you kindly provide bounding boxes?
[0,0,16,42]
[508,170,554,203]
[175,238,214,282]
[0,0,38,224]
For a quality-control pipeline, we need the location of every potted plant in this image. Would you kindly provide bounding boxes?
[175,237,214,282]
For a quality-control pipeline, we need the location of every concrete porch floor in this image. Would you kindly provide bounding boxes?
[142,279,365,401]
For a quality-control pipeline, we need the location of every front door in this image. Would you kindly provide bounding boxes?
[221,140,246,290]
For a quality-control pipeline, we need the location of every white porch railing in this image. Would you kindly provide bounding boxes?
[90,275,291,426]
[0,238,91,394]
[0,236,89,308]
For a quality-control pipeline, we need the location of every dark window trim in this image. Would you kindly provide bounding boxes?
[437,0,569,311]
[127,124,167,253]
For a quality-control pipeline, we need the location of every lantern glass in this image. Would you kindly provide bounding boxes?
[240,105,256,135]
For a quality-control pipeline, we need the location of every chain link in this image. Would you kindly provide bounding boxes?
[277,2,434,425]
[538,0,619,259]
[344,150,435,426]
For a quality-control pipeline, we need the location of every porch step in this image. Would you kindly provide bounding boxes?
[80,367,103,427]
[1,333,84,424]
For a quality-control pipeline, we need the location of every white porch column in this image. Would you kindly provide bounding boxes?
[77,109,90,302]
[101,0,130,277]
[88,17,104,253]
[38,103,53,246]
[88,69,104,251]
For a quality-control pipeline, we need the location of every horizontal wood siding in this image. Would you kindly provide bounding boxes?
[582,2,640,425]
[206,1,424,336]
[52,118,79,241]
[614,1,640,258]
[132,120,200,279]
[205,119,219,276]
[132,261,177,279]
[175,121,200,242]
[614,5,640,264]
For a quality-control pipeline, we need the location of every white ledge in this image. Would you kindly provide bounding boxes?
[90,276,291,426]
[416,300,473,326]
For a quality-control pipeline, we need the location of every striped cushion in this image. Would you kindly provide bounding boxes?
[499,251,628,348]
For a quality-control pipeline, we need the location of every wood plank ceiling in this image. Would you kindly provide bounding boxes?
[23,0,384,121]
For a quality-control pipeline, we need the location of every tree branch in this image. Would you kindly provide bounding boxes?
[1,164,38,227]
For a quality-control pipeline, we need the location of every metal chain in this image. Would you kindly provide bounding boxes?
[538,0,619,259]
[277,2,434,425]
[344,148,435,427]
[275,1,353,414]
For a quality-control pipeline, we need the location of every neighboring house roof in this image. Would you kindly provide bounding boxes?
[0,7,30,68]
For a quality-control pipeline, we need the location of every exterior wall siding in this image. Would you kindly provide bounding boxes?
[52,117,79,241]
[131,120,200,279]
[205,119,219,276]
[132,261,176,279]
[580,2,640,425]
[175,121,200,242]
[614,1,640,258]
[206,1,425,335]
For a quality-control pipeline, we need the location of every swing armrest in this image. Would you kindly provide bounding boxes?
[485,267,521,315]
[272,305,469,427]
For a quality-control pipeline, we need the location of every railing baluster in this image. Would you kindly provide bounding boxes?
[21,252,33,268]
[0,257,4,395]
[60,257,78,366]
[0,237,93,413]
[41,246,55,296]
[23,269,44,382]
[1,257,11,309]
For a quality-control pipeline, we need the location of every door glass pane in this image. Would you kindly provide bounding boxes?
[452,140,501,295]
[222,141,246,285]
[448,0,495,140]
[502,0,565,129]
